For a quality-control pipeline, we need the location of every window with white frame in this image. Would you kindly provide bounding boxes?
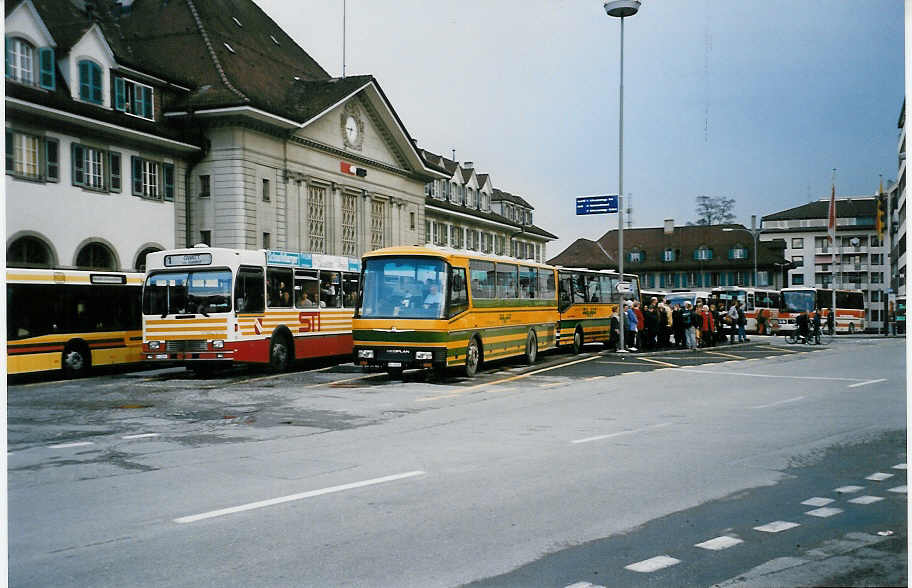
[5,38,53,89]
[663,248,675,262]
[694,246,713,260]
[341,192,358,256]
[729,245,748,259]
[7,131,39,179]
[131,156,173,200]
[371,200,386,249]
[757,271,770,286]
[71,143,119,192]
[114,77,154,120]
[466,187,475,208]
[308,184,326,253]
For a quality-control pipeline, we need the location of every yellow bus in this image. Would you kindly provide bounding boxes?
[352,246,559,377]
[7,268,144,377]
[142,247,360,372]
[556,267,639,353]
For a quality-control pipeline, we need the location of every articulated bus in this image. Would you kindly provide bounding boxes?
[558,268,639,353]
[141,247,360,372]
[710,287,781,334]
[353,246,560,377]
[7,268,143,377]
[778,287,865,334]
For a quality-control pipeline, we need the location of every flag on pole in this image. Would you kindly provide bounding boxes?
[827,184,836,243]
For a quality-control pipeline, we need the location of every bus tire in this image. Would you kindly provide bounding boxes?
[269,334,291,372]
[62,341,91,378]
[464,337,481,378]
[572,327,584,355]
[848,323,856,335]
[386,366,404,379]
[524,330,538,364]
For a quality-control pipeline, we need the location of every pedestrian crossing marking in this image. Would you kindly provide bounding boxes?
[805,507,843,517]
[754,521,800,533]
[888,485,907,493]
[866,472,894,481]
[801,497,835,507]
[624,555,681,573]
[834,485,865,494]
[892,463,907,470]
[848,495,885,504]
[695,536,743,550]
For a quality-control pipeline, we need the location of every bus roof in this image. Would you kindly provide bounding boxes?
[362,245,555,269]
[146,247,360,272]
[6,267,143,285]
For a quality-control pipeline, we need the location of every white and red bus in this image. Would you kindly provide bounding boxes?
[778,287,865,335]
[710,287,781,334]
[142,247,360,372]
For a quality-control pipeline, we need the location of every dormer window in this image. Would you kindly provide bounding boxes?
[114,77,153,120]
[6,37,55,90]
[628,249,644,263]
[663,248,676,262]
[728,244,748,260]
[78,59,103,104]
[694,246,713,260]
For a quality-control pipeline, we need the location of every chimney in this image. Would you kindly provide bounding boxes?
[463,162,473,169]
[663,218,674,235]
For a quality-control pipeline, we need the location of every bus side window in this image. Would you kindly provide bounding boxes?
[586,275,601,302]
[266,268,293,308]
[599,275,613,304]
[448,267,468,316]
[342,272,359,308]
[469,260,495,299]
[320,271,341,308]
[235,267,265,313]
[746,293,754,311]
[573,274,586,304]
[295,269,318,308]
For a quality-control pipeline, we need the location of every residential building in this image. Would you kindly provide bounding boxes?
[761,197,890,331]
[6,0,445,272]
[548,220,789,289]
[419,150,556,261]
[889,100,906,300]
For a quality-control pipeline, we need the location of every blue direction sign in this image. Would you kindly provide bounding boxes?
[576,194,619,215]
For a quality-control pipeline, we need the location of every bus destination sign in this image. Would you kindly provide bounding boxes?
[164,253,212,267]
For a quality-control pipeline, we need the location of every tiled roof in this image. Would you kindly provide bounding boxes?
[762,198,876,221]
[547,238,614,268]
[476,173,489,187]
[492,188,533,210]
[460,167,474,183]
[426,197,557,240]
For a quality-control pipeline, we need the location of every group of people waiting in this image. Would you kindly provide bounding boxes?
[622,296,748,351]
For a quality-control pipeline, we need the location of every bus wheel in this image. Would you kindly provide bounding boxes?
[572,328,584,355]
[464,338,481,378]
[848,323,856,335]
[524,330,538,364]
[386,366,404,379]
[269,336,291,372]
[62,343,90,378]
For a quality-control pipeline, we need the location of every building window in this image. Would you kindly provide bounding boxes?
[130,157,173,200]
[114,77,153,119]
[628,250,643,263]
[75,242,116,270]
[7,235,53,268]
[791,238,804,249]
[694,246,713,260]
[308,184,326,253]
[872,290,882,302]
[6,38,55,89]
[135,247,161,271]
[757,270,770,286]
[262,232,271,249]
[663,248,676,262]
[425,220,431,244]
[791,274,804,286]
[200,230,211,246]
[199,174,210,198]
[341,192,358,256]
[871,235,881,247]
[371,199,385,250]
[73,144,122,192]
[729,245,748,260]
[871,253,883,265]
[791,255,804,267]
[410,211,415,230]
[78,60,103,104]
[7,131,40,179]
[871,272,883,284]
[262,178,271,202]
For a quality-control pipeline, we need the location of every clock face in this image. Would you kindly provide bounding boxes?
[344,115,359,144]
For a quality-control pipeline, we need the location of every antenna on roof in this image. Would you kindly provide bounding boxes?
[342,0,347,78]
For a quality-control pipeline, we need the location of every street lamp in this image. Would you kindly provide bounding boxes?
[723,215,760,287]
[604,0,640,352]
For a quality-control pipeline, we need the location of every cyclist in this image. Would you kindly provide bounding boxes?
[796,310,810,344]
[809,309,822,345]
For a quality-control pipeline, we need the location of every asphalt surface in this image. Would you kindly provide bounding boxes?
[7,335,907,587]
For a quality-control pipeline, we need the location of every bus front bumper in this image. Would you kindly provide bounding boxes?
[143,342,236,363]
[353,345,448,370]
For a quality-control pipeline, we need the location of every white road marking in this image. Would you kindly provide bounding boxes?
[750,396,806,410]
[695,536,743,550]
[122,433,160,440]
[637,357,679,368]
[754,521,800,533]
[848,378,888,388]
[801,497,835,507]
[805,507,843,518]
[672,369,859,382]
[564,583,605,588]
[892,463,907,470]
[888,485,907,493]
[48,442,94,449]
[624,555,681,573]
[582,375,605,382]
[849,495,885,504]
[834,485,865,494]
[571,422,672,445]
[174,470,426,524]
[704,350,746,360]
[866,472,894,481]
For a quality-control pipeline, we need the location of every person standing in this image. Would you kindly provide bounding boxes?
[672,303,685,348]
[727,303,739,343]
[658,299,672,348]
[644,298,659,350]
[625,301,638,351]
[682,302,697,350]
[633,301,645,351]
[700,304,715,347]
[710,303,723,346]
[734,300,747,343]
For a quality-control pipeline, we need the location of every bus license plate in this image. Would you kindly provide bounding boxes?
[388,362,402,368]
[155,354,168,360]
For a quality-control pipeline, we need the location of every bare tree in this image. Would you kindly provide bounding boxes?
[689,195,737,225]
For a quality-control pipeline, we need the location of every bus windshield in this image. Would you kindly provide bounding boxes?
[716,290,745,308]
[359,257,448,319]
[143,270,233,316]
[782,290,815,314]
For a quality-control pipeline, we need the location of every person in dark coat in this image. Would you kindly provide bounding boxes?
[643,298,659,350]
[672,304,685,348]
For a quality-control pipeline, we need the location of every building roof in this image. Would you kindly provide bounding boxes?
[426,197,557,240]
[492,188,534,210]
[549,223,788,271]
[762,197,876,221]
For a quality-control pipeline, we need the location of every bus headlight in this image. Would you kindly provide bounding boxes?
[415,351,433,360]
[211,340,224,349]
[148,341,160,351]
[358,349,374,359]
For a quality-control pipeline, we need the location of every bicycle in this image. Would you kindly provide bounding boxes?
[785,323,833,345]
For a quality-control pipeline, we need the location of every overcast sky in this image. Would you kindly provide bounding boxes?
[255,0,905,256]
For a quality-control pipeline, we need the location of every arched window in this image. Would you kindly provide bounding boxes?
[7,235,52,268]
[78,59,103,104]
[134,247,161,272]
[6,37,34,84]
[76,242,116,270]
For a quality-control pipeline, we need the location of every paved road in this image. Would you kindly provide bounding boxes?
[7,336,906,587]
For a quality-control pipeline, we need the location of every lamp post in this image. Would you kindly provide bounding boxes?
[604,0,640,352]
